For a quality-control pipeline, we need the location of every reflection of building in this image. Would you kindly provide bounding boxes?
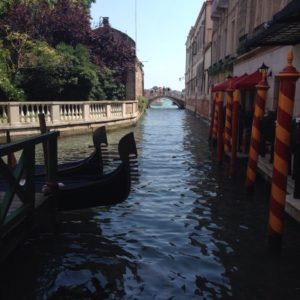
[93,17,144,100]
[185,0,212,118]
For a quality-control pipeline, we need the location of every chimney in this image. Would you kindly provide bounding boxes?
[102,17,109,27]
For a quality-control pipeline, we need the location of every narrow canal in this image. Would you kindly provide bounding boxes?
[1,103,300,299]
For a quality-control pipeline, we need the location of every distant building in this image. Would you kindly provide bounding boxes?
[126,60,144,100]
[185,0,213,118]
[93,17,144,100]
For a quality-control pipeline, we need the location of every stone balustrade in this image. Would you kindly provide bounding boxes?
[0,100,139,137]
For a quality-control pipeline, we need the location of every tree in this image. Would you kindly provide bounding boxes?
[0,0,136,101]
[90,26,136,86]
[43,0,92,46]
[0,0,91,46]
[15,43,99,100]
[0,40,25,100]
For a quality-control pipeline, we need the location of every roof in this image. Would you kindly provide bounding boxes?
[243,0,300,48]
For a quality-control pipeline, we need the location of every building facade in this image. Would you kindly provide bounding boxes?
[126,60,144,100]
[185,0,212,118]
[186,0,300,118]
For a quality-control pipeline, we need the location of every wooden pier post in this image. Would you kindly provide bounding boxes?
[6,131,17,169]
[268,50,300,249]
[224,77,234,153]
[212,93,219,143]
[217,91,224,163]
[209,92,216,141]
[245,63,269,191]
[229,89,240,177]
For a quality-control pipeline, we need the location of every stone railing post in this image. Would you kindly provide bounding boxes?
[51,102,60,123]
[83,102,90,121]
[8,102,21,125]
[122,102,127,118]
[107,104,111,119]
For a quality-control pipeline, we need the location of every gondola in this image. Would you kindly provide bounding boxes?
[5,116,108,178]
[1,132,138,212]
[35,114,108,178]
[47,131,138,211]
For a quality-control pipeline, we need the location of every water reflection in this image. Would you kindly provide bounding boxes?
[1,109,300,299]
[149,98,179,109]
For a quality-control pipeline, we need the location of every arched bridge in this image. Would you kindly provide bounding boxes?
[147,92,185,109]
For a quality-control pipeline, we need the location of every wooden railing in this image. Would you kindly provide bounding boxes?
[0,131,59,261]
[0,100,138,128]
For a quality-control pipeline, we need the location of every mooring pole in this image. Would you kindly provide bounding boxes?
[224,78,234,153]
[245,64,269,192]
[6,130,17,168]
[212,92,219,143]
[209,92,216,141]
[229,89,240,177]
[217,91,224,163]
[268,50,300,249]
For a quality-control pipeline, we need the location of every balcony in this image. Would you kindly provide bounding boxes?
[211,0,229,18]
[242,0,300,50]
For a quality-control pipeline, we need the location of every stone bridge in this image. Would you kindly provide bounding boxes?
[147,93,185,109]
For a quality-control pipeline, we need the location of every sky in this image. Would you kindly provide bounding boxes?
[90,0,204,91]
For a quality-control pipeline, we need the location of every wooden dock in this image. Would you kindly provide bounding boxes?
[0,131,59,263]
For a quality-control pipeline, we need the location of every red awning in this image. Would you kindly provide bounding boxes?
[212,77,236,92]
[233,73,248,88]
[234,70,262,90]
[212,74,248,92]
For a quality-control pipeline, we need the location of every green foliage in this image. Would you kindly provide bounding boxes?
[0,39,25,100]
[15,43,99,100]
[0,68,25,100]
[96,67,126,100]
[137,96,148,113]
[0,0,135,101]
[0,0,93,14]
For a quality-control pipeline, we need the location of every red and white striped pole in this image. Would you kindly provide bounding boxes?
[212,92,219,142]
[224,78,234,153]
[229,89,241,177]
[217,91,224,163]
[245,64,269,191]
[209,92,216,141]
[268,49,300,249]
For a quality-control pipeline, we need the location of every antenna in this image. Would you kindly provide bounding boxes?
[135,0,137,53]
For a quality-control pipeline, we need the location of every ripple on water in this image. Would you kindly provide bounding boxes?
[2,109,300,300]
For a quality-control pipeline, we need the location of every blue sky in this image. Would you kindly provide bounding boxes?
[90,0,204,91]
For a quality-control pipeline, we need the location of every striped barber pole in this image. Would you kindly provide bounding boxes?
[245,71,269,191]
[212,93,219,141]
[230,89,241,177]
[268,50,300,248]
[217,91,224,163]
[224,79,234,153]
[209,93,217,141]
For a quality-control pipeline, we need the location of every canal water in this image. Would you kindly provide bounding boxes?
[1,102,300,299]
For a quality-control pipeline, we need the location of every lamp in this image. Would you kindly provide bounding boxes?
[258,62,269,80]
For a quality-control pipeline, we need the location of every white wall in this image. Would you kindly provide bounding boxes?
[234,45,300,116]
